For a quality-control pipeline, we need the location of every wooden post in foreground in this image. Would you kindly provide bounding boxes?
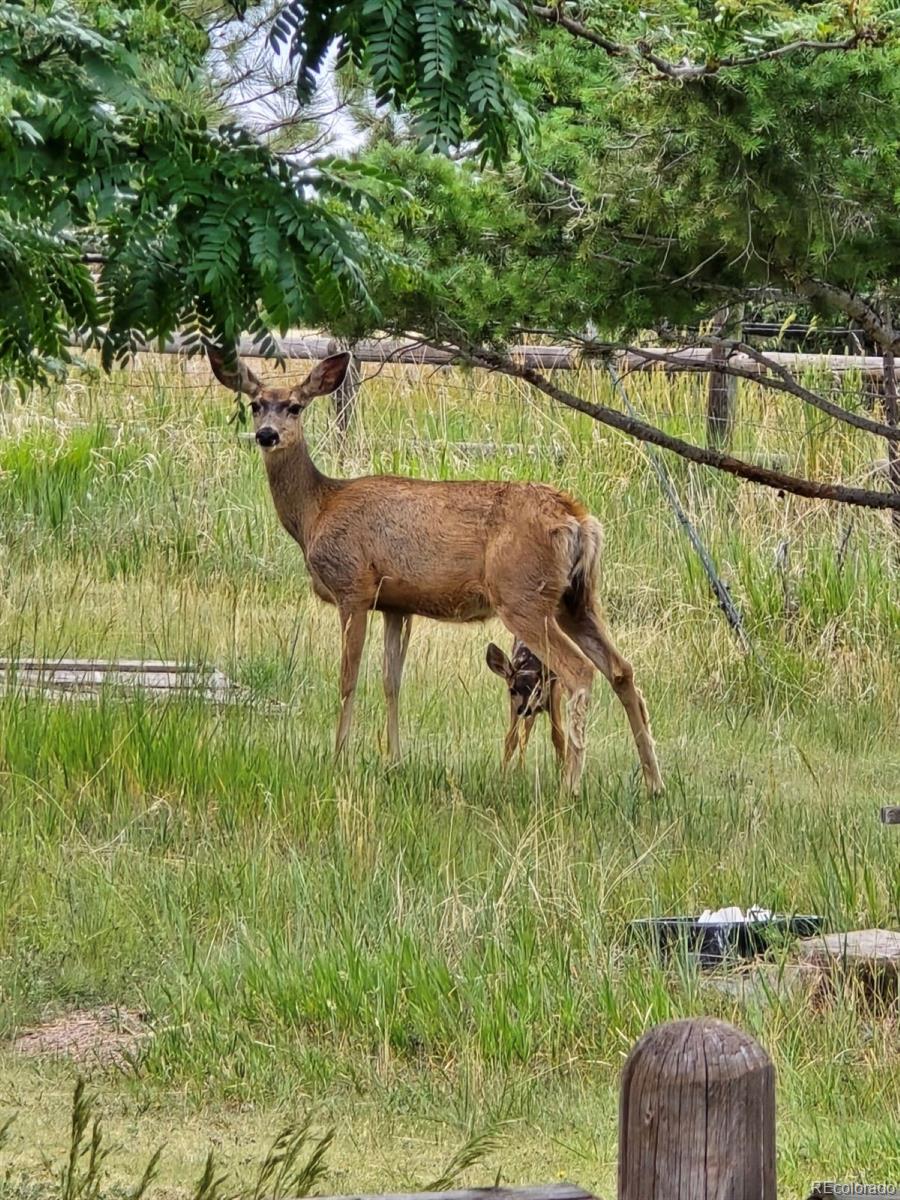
[618,1017,775,1200]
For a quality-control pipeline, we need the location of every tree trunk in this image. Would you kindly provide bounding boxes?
[706,304,743,449]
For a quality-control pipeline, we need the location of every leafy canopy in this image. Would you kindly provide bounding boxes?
[4,0,900,388]
[353,1,900,347]
[1,0,392,384]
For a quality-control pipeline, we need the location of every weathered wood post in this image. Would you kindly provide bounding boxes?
[706,305,743,450]
[618,1017,776,1200]
[327,337,361,435]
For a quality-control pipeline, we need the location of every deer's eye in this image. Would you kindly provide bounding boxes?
[288,403,302,416]
[250,401,261,415]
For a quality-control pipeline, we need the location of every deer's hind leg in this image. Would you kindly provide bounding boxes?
[383,612,412,761]
[558,608,663,794]
[548,679,567,767]
[335,605,369,758]
[496,610,594,791]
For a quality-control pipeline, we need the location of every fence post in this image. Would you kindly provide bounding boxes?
[706,304,743,449]
[327,338,361,435]
[618,1017,776,1200]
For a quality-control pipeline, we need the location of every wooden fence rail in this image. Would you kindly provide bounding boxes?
[90,334,892,376]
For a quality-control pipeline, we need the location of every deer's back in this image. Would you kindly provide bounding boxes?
[304,475,591,620]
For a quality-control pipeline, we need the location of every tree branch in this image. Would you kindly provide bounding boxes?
[440,341,900,511]
[620,340,900,441]
[528,5,883,80]
[635,30,881,80]
[529,4,625,56]
[791,276,900,352]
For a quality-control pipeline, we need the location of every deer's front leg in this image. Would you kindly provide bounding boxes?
[383,612,412,761]
[335,606,369,758]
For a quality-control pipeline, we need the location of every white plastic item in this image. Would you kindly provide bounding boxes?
[696,905,774,925]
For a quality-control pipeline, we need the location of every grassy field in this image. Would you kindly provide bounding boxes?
[0,355,898,1198]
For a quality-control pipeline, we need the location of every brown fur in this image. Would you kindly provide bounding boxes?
[207,348,662,792]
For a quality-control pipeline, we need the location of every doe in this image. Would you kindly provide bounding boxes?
[207,347,663,793]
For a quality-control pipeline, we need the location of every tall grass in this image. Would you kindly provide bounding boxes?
[0,357,898,1193]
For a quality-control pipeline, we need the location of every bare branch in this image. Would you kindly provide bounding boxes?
[621,340,900,440]
[529,4,626,56]
[439,342,900,511]
[791,276,899,352]
[528,4,884,81]
[634,29,882,80]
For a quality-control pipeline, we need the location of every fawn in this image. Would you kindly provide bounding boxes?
[207,346,662,793]
[486,639,566,768]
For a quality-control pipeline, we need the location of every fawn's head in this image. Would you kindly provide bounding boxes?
[207,348,351,452]
[486,640,553,718]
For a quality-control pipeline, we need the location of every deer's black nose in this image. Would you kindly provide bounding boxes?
[256,428,279,448]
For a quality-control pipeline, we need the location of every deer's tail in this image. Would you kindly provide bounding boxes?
[563,515,603,614]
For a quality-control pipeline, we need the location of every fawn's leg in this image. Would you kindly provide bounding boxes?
[518,715,536,764]
[558,608,663,794]
[548,679,567,767]
[502,695,520,770]
[382,612,412,760]
[335,605,369,758]
[497,610,594,791]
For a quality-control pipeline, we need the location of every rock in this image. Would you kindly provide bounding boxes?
[798,929,900,1004]
[704,962,824,1007]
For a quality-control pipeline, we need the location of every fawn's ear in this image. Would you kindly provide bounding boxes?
[292,352,351,404]
[206,345,262,398]
[486,643,513,681]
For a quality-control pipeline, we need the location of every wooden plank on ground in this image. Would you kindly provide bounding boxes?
[799,929,900,968]
[798,929,900,1005]
[303,1188,595,1200]
[0,659,235,702]
[0,658,198,673]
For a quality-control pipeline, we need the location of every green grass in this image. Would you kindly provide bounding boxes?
[0,357,898,1198]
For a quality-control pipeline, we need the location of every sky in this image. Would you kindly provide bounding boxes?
[207,8,366,159]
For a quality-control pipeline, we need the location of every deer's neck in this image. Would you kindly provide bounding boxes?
[262,436,333,551]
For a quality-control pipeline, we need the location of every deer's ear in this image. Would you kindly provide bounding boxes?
[206,345,262,398]
[486,643,513,681]
[300,352,351,398]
